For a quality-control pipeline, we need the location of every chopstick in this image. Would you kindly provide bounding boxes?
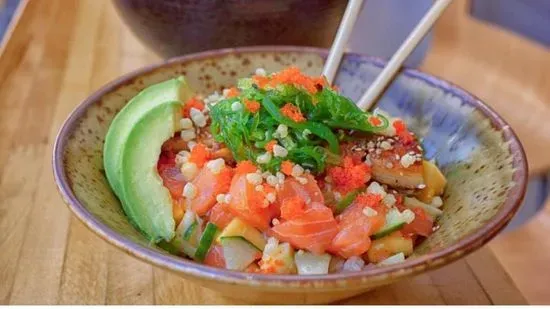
[357,0,453,111]
[322,0,364,85]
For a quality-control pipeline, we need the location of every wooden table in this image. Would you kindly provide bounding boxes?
[0,0,548,304]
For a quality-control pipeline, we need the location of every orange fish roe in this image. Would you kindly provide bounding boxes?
[252,75,269,88]
[280,160,294,176]
[280,103,306,122]
[235,160,258,175]
[244,99,261,113]
[280,196,306,220]
[181,97,205,118]
[268,66,324,94]
[368,116,382,127]
[213,167,234,195]
[225,87,240,98]
[327,156,371,193]
[393,119,414,145]
[355,193,383,208]
[265,140,277,152]
[259,258,285,274]
[188,143,211,168]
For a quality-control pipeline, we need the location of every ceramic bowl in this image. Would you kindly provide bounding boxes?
[112,0,347,58]
[53,46,527,304]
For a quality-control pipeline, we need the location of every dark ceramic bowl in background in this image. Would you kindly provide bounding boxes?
[112,0,347,58]
[53,47,527,304]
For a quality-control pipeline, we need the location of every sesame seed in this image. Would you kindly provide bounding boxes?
[276,172,285,183]
[180,129,196,141]
[417,184,426,189]
[256,152,272,164]
[367,182,387,197]
[272,218,280,226]
[380,142,392,150]
[291,164,304,177]
[224,194,232,204]
[255,68,267,76]
[401,209,416,224]
[295,176,308,185]
[255,185,264,192]
[363,207,378,217]
[180,162,198,181]
[183,183,197,199]
[266,193,276,203]
[400,153,416,168]
[175,151,191,165]
[206,158,225,174]
[266,175,278,187]
[385,162,393,169]
[275,124,288,138]
[190,108,207,127]
[395,154,400,160]
[273,145,288,158]
[382,194,396,207]
[375,149,382,155]
[187,141,197,151]
[334,192,342,202]
[262,199,269,207]
[364,155,372,166]
[246,173,263,185]
[179,118,193,130]
[324,176,333,183]
[231,101,242,111]
[216,194,226,204]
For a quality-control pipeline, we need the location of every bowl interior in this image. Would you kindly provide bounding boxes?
[54,47,526,288]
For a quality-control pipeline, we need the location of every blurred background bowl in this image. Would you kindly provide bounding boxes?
[112,0,347,58]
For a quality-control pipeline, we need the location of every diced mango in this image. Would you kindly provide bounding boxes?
[417,160,446,203]
[217,217,266,250]
[367,232,413,263]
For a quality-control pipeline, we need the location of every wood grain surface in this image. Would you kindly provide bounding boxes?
[0,0,547,304]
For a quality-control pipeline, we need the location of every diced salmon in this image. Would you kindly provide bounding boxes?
[401,207,434,237]
[204,244,225,268]
[208,203,235,229]
[329,200,386,258]
[269,202,338,254]
[161,136,189,153]
[278,174,324,205]
[157,152,186,198]
[227,174,273,231]
[190,166,233,216]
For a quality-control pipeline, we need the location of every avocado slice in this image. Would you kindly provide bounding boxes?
[104,77,192,198]
[120,102,182,242]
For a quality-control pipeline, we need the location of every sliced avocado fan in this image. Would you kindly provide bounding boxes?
[120,102,182,242]
[103,77,192,198]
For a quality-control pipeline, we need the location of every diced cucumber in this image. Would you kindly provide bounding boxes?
[294,250,331,275]
[220,236,261,270]
[183,221,198,241]
[172,211,202,257]
[194,222,218,262]
[372,208,405,239]
[378,252,405,266]
[157,241,179,255]
[335,189,361,214]
[404,196,443,218]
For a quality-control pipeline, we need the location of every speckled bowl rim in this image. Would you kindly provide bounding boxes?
[52,46,528,290]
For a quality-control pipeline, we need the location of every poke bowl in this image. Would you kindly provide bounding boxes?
[53,46,527,304]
